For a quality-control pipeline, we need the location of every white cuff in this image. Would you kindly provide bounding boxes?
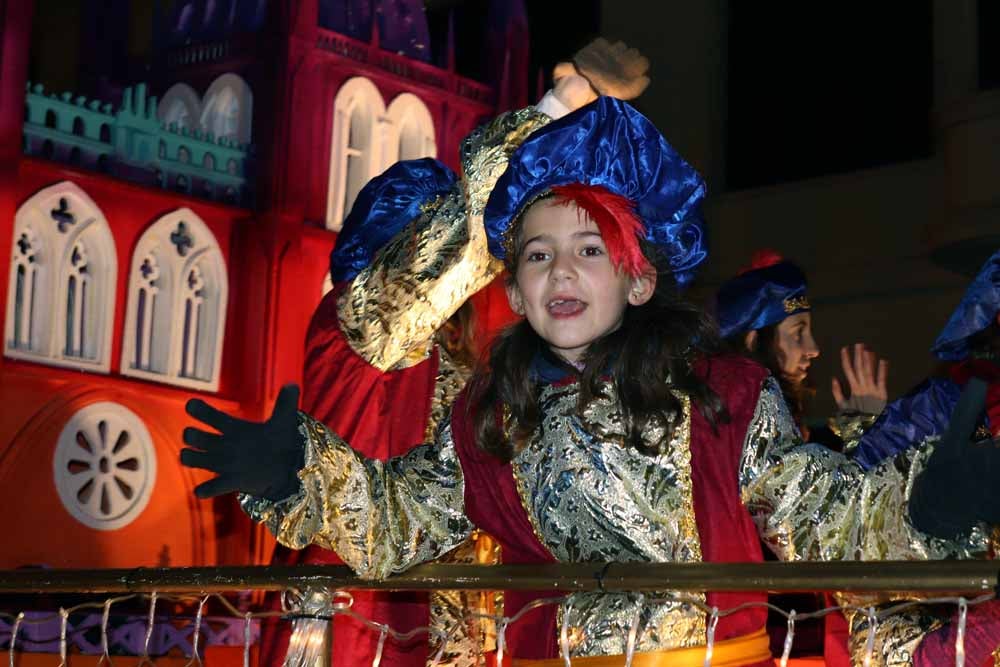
[534,90,572,120]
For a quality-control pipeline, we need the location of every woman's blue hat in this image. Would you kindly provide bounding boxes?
[329,158,457,283]
[715,257,810,339]
[931,248,1000,360]
[483,97,708,286]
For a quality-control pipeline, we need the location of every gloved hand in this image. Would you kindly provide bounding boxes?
[570,37,651,101]
[180,384,304,500]
[909,378,1000,538]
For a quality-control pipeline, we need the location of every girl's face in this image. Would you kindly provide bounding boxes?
[773,312,820,384]
[505,198,655,365]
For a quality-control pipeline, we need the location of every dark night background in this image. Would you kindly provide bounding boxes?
[23,0,1000,421]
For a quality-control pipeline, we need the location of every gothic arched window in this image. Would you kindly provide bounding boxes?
[4,182,117,371]
[121,209,228,391]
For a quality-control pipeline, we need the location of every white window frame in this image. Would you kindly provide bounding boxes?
[120,208,228,391]
[5,181,117,372]
[325,76,387,231]
[385,92,437,167]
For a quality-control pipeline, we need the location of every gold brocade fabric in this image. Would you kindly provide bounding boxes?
[242,375,992,660]
[827,410,879,452]
[511,385,706,656]
[740,379,988,564]
[337,107,550,372]
[845,607,944,667]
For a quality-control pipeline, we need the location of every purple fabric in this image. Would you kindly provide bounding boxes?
[913,599,1000,666]
[0,612,256,655]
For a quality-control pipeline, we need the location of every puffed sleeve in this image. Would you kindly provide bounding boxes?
[337,107,551,372]
[241,412,474,579]
[740,378,989,563]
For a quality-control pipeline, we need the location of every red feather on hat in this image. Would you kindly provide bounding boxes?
[550,184,652,277]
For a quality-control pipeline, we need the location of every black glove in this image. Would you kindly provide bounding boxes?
[180,384,304,500]
[909,378,1000,538]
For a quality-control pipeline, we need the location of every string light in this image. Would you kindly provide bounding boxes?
[243,612,252,667]
[779,609,796,667]
[140,592,157,666]
[8,611,23,667]
[703,606,719,667]
[495,617,508,666]
[624,594,644,667]
[0,589,992,666]
[955,597,968,667]
[862,606,877,667]
[184,596,208,667]
[371,625,388,667]
[57,608,68,667]
[559,598,572,666]
[98,599,112,667]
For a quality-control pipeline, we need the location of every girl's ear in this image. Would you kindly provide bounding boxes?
[743,330,758,352]
[627,271,656,306]
[506,280,526,315]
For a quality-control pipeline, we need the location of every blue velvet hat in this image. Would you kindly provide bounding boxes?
[715,257,810,339]
[329,158,457,283]
[483,97,708,286]
[931,248,1000,360]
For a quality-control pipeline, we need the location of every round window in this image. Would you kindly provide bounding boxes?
[53,402,157,530]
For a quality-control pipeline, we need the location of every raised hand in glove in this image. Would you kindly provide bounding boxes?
[180,384,304,500]
[909,378,1000,539]
[569,37,650,101]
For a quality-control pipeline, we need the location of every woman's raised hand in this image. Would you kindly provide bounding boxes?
[180,384,303,500]
[832,343,889,415]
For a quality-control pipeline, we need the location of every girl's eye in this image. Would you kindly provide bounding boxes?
[525,251,549,262]
[581,245,604,257]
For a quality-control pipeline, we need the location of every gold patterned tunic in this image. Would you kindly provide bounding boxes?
[243,373,989,661]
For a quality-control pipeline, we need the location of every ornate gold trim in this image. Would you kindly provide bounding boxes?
[782,295,810,313]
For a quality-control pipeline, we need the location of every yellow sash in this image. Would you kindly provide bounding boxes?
[511,627,771,667]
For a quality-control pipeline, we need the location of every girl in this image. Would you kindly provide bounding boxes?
[715,251,888,444]
[181,98,993,666]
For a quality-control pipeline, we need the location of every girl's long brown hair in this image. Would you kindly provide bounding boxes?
[469,234,728,462]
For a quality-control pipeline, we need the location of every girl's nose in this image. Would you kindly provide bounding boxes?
[549,252,577,280]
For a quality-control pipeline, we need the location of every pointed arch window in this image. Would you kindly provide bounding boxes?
[326,77,386,231]
[4,182,116,371]
[121,209,228,391]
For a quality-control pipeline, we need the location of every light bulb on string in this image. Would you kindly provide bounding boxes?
[243,612,253,667]
[58,608,69,667]
[370,625,388,667]
[8,611,23,667]
[703,606,719,667]
[97,598,113,667]
[560,598,573,666]
[861,607,877,667]
[955,597,968,667]
[779,609,796,667]
[624,594,644,667]
[185,596,208,667]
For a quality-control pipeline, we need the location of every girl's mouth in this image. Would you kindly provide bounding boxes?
[546,298,587,318]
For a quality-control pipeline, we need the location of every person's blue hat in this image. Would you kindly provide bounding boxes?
[931,248,1000,360]
[715,255,810,339]
[483,97,708,286]
[329,158,457,283]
